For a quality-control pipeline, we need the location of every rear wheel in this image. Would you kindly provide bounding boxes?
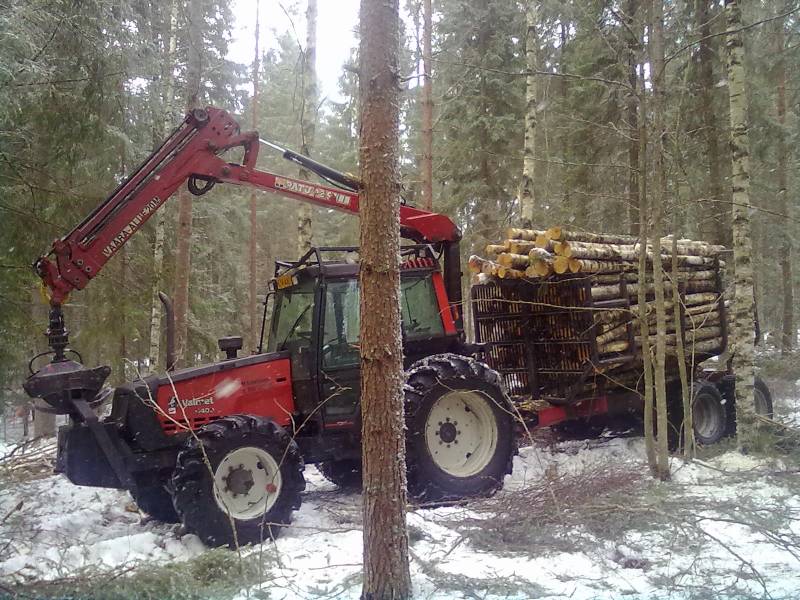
[691,383,728,446]
[404,354,517,503]
[722,375,774,435]
[171,415,305,547]
[317,459,362,489]
[667,381,728,448]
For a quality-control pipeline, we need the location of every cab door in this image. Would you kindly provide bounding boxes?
[319,279,362,428]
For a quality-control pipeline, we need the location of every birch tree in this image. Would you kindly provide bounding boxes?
[518,0,538,226]
[724,0,757,449]
[648,0,670,479]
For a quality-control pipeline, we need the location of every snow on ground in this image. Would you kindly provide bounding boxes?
[2,383,800,598]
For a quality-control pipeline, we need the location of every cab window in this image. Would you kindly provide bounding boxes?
[321,274,445,368]
[400,276,445,340]
[267,279,316,352]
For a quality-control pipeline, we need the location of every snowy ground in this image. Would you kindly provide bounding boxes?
[2,386,800,599]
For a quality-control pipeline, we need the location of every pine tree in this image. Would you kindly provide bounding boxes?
[359,0,412,595]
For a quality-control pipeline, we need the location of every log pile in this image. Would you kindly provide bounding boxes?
[469,226,728,402]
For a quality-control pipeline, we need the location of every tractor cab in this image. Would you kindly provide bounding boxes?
[262,246,463,439]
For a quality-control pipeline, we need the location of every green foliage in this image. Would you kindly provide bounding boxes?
[15,549,267,599]
[0,0,797,388]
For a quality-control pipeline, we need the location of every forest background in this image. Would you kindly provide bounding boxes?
[0,0,797,408]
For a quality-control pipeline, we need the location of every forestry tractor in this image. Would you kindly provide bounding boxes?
[23,107,517,547]
[23,107,772,548]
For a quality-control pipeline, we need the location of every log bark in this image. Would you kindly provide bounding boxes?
[497,252,532,269]
[527,247,553,261]
[506,227,546,241]
[497,266,526,279]
[485,242,509,255]
[508,239,538,255]
[573,259,637,274]
[548,227,639,245]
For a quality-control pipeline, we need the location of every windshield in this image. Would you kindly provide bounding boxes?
[267,279,316,352]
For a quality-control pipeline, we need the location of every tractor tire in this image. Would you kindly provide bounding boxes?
[130,483,180,523]
[171,415,305,548]
[317,460,362,490]
[404,354,517,503]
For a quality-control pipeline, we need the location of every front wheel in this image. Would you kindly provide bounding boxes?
[171,415,305,547]
[404,354,517,503]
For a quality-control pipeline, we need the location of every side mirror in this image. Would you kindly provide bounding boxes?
[218,336,243,360]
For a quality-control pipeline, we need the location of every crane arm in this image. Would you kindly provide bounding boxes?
[36,107,461,306]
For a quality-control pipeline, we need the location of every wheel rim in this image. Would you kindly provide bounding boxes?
[693,391,722,441]
[213,446,282,520]
[424,390,499,478]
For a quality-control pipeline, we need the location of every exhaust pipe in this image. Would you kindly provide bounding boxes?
[158,292,177,372]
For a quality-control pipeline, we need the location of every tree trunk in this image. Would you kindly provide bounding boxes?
[420,0,433,211]
[673,234,694,458]
[725,0,757,450]
[297,0,317,256]
[358,0,411,597]
[774,10,793,355]
[625,0,640,236]
[518,0,537,226]
[173,0,203,366]
[147,0,177,374]
[696,0,727,247]
[649,0,670,480]
[248,0,261,354]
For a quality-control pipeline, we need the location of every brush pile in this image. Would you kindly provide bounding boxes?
[468,226,728,401]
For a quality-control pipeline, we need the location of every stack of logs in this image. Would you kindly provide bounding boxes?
[469,226,727,360]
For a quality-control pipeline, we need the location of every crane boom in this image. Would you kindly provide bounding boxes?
[35,107,462,308]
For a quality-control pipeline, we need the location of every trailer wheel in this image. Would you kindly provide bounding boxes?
[171,415,305,547]
[317,459,362,489]
[689,383,728,446]
[130,483,179,523]
[404,354,517,503]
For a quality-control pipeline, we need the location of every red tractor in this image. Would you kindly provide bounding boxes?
[24,107,517,547]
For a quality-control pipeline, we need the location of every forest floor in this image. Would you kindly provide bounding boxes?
[2,376,800,600]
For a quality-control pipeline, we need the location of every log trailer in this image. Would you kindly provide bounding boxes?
[23,107,771,548]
